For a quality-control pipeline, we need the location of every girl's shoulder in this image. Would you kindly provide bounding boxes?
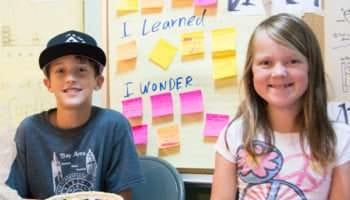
[225,117,244,136]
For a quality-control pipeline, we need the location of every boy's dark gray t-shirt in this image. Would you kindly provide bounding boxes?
[6,106,144,199]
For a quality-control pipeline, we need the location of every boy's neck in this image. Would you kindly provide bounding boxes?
[50,106,92,129]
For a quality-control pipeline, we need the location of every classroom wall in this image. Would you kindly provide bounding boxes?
[0,0,349,177]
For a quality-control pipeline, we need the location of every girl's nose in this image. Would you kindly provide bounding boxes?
[271,63,287,77]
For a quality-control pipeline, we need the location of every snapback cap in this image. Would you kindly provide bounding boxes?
[39,30,106,73]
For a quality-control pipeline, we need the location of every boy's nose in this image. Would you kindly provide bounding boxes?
[65,72,77,82]
[271,63,287,77]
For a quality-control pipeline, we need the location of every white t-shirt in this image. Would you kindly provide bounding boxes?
[216,119,350,200]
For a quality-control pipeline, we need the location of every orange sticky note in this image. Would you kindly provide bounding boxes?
[141,0,163,13]
[157,124,180,149]
[172,0,192,7]
[117,40,137,61]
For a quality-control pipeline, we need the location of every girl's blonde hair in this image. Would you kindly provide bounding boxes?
[227,13,336,166]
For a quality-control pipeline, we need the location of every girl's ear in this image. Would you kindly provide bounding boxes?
[43,78,53,92]
[95,75,104,90]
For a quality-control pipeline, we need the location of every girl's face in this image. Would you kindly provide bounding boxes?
[251,31,309,113]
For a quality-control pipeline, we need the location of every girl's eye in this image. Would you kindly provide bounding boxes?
[290,59,301,64]
[258,60,271,66]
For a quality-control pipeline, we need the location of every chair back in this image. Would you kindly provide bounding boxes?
[132,156,185,200]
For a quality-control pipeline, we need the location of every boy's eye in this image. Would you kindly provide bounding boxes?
[55,68,64,74]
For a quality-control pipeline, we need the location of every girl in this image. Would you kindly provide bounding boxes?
[211,13,350,200]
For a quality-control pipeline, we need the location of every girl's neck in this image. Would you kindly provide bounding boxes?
[267,106,301,133]
[50,106,92,129]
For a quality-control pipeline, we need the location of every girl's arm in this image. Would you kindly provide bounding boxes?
[328,161,350,200]
[211,152,237,200]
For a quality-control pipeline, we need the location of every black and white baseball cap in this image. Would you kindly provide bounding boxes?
[39,30,106,73]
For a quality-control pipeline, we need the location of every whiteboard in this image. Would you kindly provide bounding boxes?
[108,0,265,171]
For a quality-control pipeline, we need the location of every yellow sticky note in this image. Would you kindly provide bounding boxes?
[117,0,138,15]
[212,56,237,80]
[149,39,177,70]
[157,125,180,149]
[212,28,236,57]
[141,0,163,13]
[181,31,204,61]
[117,40,137,61]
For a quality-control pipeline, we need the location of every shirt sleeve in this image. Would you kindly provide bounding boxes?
[5,123,29,198]
[105,116,144,193]
[215,119,243,163]
[334,122,350,166]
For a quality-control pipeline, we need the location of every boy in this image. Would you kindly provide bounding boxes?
[6,30,144,199]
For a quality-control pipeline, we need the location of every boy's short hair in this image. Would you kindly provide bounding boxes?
[39,30,106,75]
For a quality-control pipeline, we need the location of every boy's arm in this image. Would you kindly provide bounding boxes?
[328,161,350,200]
[6,139,29,198]
[118,188,131,200]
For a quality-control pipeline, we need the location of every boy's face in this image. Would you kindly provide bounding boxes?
[43,55,104,110]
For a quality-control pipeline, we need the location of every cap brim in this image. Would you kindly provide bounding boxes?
[39,43,106,69]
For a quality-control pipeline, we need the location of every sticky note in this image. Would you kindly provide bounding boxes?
[172,0,192,7]
[117,0,138,15]
[212,28,236,57]
[132,124,148,144]
[141,0,163,13]
[150,92,173,117]
[212,56,237,80]
[194,0,216,6]
[149,39,177,70]
[117,40,137,61]
[179,90,204,115]
[122,97,143,118]
[157,124,180,149]
[181,31,204,60]
[203,113,230,137]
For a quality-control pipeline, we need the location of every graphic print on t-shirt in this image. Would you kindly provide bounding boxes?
[51,149,97,194]
[236,141,309,200]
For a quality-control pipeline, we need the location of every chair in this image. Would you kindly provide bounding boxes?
[132,156,185,200]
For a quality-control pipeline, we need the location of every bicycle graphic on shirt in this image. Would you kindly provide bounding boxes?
[236,140,327,200]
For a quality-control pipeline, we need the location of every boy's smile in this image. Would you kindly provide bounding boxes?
[44,55,104,110]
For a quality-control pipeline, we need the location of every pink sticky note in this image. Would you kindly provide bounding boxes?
[150,92,173,117]
[122,97,143,118]
[132,124,148,145]
[203,113,230,137]
[194,0,216,6]
[179,90,203,115]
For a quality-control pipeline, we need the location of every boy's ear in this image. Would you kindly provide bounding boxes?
[95,75,104,90]
[43,78,53,92]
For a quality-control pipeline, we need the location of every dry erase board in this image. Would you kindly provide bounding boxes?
[108,0,266,171]
[108,0,323,171]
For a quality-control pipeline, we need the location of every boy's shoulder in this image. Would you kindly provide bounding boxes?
[18,110,48,128]
[91,106,130,126]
